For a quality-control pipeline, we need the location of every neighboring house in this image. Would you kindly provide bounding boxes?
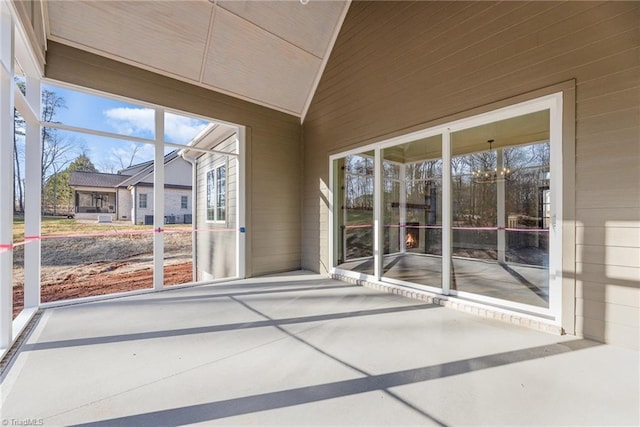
[180,123,238,282]
[69,150,192,224]
[67,171,126,218]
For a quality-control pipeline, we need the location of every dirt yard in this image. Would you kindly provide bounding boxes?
[12,218,194,318]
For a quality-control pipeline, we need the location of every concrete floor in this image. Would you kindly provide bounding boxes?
[1,272,638,426]
[339,254,548,308]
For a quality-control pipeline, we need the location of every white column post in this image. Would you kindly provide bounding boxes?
[190,156,197,282]
[24,76,41,308]
[399,163,407,254]
[497,148,506,263]
[0,2,15,348]
[373,148,383,279]
[153,108,164,290]
[236,128,246,279]
[442,131,452,294]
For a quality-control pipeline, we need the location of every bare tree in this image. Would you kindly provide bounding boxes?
[14,109,25,213]
[13,81,26,213]
[117,143,142,169]
[40,88,74,213]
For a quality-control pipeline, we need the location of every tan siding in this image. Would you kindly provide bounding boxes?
[577,281,640,308]
[577,208,640,228]
[577,66,640,100]
[576,227,640,247]
[304,1,640,348]
[46,41,302,278]
[577,246,640,268]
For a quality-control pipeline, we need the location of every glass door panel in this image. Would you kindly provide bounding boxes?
[382,135,442,288]
[450,110,550,308]
[334,151,375,275]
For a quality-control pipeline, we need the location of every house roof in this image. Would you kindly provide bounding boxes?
[179,123,237,159]
[70,150,191,190]
[117,150,181,188]
[69,171,130,189]
[45,1,350,118]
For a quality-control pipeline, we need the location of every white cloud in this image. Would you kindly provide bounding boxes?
[104,107,209,144]
[164,113,209,144]
[104,107,154,137]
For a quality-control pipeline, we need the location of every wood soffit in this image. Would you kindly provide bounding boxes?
[45,0,350,118]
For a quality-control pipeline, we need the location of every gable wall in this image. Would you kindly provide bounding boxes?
[303,1,640,348]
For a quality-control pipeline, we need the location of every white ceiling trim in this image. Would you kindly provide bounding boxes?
[301,0,351,123]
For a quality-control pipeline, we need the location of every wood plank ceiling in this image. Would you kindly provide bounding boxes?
[45,0,350,118]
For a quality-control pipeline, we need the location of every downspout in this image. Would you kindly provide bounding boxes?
[181,152,198,283]
[130,186,136,225]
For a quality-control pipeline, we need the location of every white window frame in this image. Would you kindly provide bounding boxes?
[181,195,188,210]
[329,92,563,324]
[206,161,227,223]
[138,193,147,209]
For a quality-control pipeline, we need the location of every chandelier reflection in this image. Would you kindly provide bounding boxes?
[472,139,511,184]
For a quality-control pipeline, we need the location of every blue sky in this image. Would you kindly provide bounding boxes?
[43,83,210,173]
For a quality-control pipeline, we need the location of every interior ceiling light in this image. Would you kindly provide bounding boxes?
[472,139,511,184]
[300,0,309,4]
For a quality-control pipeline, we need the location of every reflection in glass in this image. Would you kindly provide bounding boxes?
[335,152,375,274]
[382,135,442,287]
[451,110,550,308]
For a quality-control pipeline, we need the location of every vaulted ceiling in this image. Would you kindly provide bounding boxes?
[45,0,350,118]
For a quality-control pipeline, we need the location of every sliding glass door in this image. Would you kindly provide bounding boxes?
[330,94,561,319]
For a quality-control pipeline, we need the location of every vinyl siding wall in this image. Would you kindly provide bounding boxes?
[303,1,639,348]
[195,137,237,280]
[45,41,302,277]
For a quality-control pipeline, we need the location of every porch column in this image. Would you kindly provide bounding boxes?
[0,2,14,348]
[153,108,164,290]
[23,76,41,308]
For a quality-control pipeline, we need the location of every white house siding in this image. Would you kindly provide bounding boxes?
[196,137,237,281]
[165,157,193,187]
[164,188,192,224]
[116,187,131,221]
[304,2,640,349]
[129,187,191,224]
[134,188,154,225]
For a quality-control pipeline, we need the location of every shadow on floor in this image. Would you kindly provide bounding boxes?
[74,339,599,426]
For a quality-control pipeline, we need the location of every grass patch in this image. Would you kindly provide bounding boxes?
[12,215,190,243]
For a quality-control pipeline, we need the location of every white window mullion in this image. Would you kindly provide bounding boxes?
[236,130,246,279]
[153,108,164,291]
[497,148,506,264]
[399,163,407,254]
[549,95,563,321]
[442,131,452,294]
[373,148,383,280]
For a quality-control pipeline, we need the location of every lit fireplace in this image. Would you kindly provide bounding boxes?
[405,223,420,249]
